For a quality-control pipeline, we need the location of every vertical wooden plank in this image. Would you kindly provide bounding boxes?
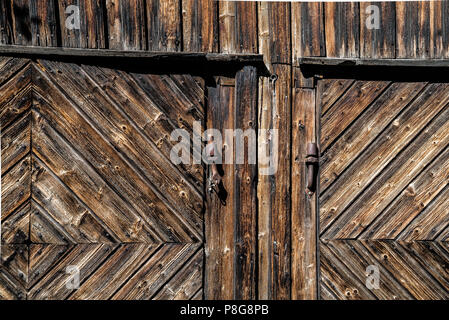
[205,82,235,300]
[29,0,59,46]
[147,0,181,51]
[10,0,32,45]
[396,1,431,58]
[182,0,218,52]
[291,76,318,299]
[292,2,325,64]
[106,0,146,50]
[360,2,395,58]
[58,0,106,48]
[219,0,257,53]
[234,66,258,300]
[324,2,360,58]
[0,0,13,44]
[268,2,291,64]
[430,0,449,58]
[257,64,292,300]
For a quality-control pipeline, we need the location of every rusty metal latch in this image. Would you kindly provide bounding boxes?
[206,140,222,195]
[305,142,319,195]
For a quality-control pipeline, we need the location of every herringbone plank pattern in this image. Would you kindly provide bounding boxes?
[1,57,204,300]
[319,79,449,299]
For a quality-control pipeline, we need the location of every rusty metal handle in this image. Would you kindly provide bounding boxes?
[305,142,319,195]
[207,140,222,194]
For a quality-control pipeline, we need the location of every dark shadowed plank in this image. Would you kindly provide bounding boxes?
[147,0,181,51]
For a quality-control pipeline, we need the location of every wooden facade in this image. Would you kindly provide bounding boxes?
[1,1,449,300]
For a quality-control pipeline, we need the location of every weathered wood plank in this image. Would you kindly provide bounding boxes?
[324,2,360,58]
[430,0,449,58]
[321,80,390,152]
[34,61,203,242]
[204,83,235,300]
[70,244,160,299]
[112,243,200,299]
[29,0,58,46]
[58,0,106,48]
[362,144,449,240]
[10,0,32,45]
[396,1,431,58]
[292,87,317,300]
[320,82,426,192]
[154,249,203,300]
[1,111,30,175]
[106,0,146,50]
[323,88,449,239]
[360,2,395,58]
[182,0,218,52]
[147,0,181,51]
[1,200,29,244]
[0,1,12,45]
[29,244,115,299]
[219,1,257,53]
[319,79,354,116]
[234,66,258,300]
[31,156,119,244]
[292,1,325,64]
[0,245,28,289]
[321,83,449,235]
[1,156,31,221]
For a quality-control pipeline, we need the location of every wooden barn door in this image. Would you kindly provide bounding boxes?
[1,57,205,300]
[317,79,449,299]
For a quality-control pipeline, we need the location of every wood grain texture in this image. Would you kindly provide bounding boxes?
[292,2,325,64]
[324,2,360,58]
[182,0,218,52]
[291,86,317,300]
[147,0,181,51]
[360,2,396,58]
[219,0,257,54]
[0,58,206,300]
[106,0,146,50]
[58,0,106,48]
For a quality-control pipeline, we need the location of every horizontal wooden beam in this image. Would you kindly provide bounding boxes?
[299,57,449,68]
[298,57,449,82]
[0,45,270,77]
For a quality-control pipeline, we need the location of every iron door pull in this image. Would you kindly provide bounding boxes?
[305,142,319,195]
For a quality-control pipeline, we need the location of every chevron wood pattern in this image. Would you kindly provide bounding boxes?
[318,79,449,299]
[1,57,205,300]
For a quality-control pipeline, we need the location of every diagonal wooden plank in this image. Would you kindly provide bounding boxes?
[319,79,354,116]
[1,155,31,221]
[324,240,413,299]
[320,241,377,300]
[30,199,77,244]
[31,110,159,243]
[320,83,449,234]
[362,143,449,240]
[0,83,32,131]
[28,244,117,300]
[70,244,160,300]
[401,241,449,293]
[320,82,427,192]
[1,200,29,244]
[0,267,26,300]
[153,249,203,300]
[31,155,120,244]
[0,58,29,87]
[34,60,203,240]
[112,243,200,300]
[0,64,31,109]
[399,184,449,241]
[321,81,390,152]
[79,64,204,189]
[1,111,30,175]
[0,245,28,289]
[32,78,199,243]
[324,101,449,239]
[360,240,449,299]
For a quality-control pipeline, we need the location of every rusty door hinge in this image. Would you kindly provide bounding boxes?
[305,142,319,195]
